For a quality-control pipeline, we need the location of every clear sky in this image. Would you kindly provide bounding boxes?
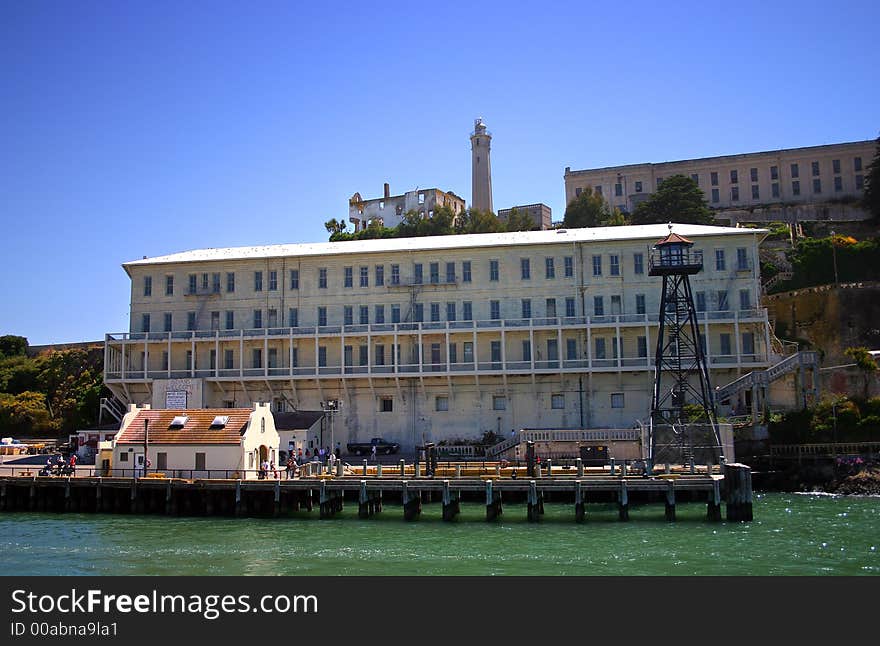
[1,0,877,345]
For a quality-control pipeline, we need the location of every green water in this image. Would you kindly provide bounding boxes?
[1,493,877,575]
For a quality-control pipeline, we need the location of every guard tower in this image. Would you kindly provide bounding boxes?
[649,226,722,463]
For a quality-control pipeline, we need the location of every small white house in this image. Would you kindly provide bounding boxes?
[273,411,323,462]
[112,403,279,479]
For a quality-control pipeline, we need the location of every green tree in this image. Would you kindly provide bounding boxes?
[562,188,625,228]
[862,135,880,221]
[0,391,54,434]
[0,335,28,358]
[502,208,537,232]
[454,209,504,234]
[845,346,878,400]
[630,174,714,225]
[324,218,348,236]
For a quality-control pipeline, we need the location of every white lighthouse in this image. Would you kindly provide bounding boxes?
[470,117,494,213]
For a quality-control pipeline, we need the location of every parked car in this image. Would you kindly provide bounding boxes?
[346,437,401,456]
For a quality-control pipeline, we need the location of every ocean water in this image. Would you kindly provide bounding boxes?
[1,493,877,576]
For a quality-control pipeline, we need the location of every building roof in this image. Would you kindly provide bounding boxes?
[116,409,253,445]
[123,223,765,270]
[273,411,323,431]
[655,232,694,246]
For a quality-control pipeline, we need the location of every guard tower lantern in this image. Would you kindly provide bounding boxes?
[649,225,722,463]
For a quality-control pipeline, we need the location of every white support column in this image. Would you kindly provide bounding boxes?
[734,316,742,373]
[314,334,319,377]
[263,330,268,378]
[191,335,196,378]
[121,341,126,380]
[214,335,220,378]
[167,334,172,378]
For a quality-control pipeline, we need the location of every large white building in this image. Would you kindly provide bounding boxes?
[104,224,772,451]
[564,140,874,223]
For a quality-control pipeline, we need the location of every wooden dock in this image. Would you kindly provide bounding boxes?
[0,462,753,523]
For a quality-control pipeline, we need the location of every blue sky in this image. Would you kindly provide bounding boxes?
[1,0,877,345]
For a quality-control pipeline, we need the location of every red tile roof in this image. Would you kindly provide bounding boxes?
[655,231,694,246]
[116,409,253,445]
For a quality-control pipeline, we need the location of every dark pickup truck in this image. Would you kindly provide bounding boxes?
[347,438,401,456]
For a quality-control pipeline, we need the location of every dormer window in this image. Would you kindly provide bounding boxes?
[210,415,229,428]
[169,415,188,428]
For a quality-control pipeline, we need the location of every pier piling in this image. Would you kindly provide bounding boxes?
[485,480,502,521]
[574,480,585,523]
[665,480,676,521]
[618,480,629,521]
[442,480,459,521]
[723,463,754,522]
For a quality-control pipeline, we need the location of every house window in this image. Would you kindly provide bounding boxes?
[772,183,780,198]
[254,271,263,292]
[521,258,531,280]
[739,289,751,310]
[212,273,221,293]
[164,312,173,332]
[414,263,423,284]
[737,248,749,271]
[594,338,606,360]
[318,268,327,289]
[446,302,456,321]
[750,168,758,183]
[375,344,385,366]
[252,348,262,369]
[268,271,277,291]
[522,340,531,362]
[720,333,732,356]
[791,163,799,179]
[268,348,277,369]
[226,272,235,293]
[187,312,197,331]
[691,173,699,185]
[610,295,621,315]
[742,332,756,356]
[210,311,220,330]
[834,176,843,192]
[792,180,801,196]
[717,291,729,311]
[436,396,449,412]
[317,307,327,327]
[462,261,472,282]
[188,273,197,294]
[813,179,821,194]
[375,305,385,324]
[489,260,499,281]
[143,276,152,297]
[430,303,440,322]
[521,299,532,319]
[446,262,455,283]
[225,311,234,330]
[731,186,740,202]
[195,453,206,471]
[493,396,506,411]
[730,170,738,184]
[564,256,573,277]
[267,309,277,328]
[141,313,150,333]
[854,157,862,172]
[609,255,620,276]
[224,349,234,370]
[318,346,327,367]
[770,166,779,180]
[391,264,400,285]
[593,296,604,316]
[391,304,401,323]
[490,300,500,320]
[715,249,726,271]
[413,303,424,322]
[566,338,577,360]
[637,336,647,358]
[462,302,473,321]
[551,394,565,409]
[833,159,841,174]
[546,298,556,318]
[491,341,501,365]
[344,267,353,288]
[565,297,576,318]
[751,185,759,200]
[635,181,643,192]
[375,265,384,286]
[656,176,663,188]
[696,292,706,312]
[289,308,298,327]
[360,266,369,287]
[611,393,625,409]
[592,255,602,276]
[290,269,299,289]
[252,309,262,329]
[575,187,582,197]
[429,262,439,284]
[633,253,644,275]
[360,305,369,325]
[710,172,718,186]
[636,294,646,314]
[812,161,820,176]
[711,188,720,203]
[380,397,393,413]
[463,342,474,364]
[359,345,368,366]
[343,306,353,326]
[856,175,864,190]
[615,182,623,196]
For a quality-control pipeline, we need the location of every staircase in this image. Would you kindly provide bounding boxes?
[485,432,521,459]
[99,396,127,426]
[715,351,819,402]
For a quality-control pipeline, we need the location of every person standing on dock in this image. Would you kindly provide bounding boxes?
[370,444,377,462]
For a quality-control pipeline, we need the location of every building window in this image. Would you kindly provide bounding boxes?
[656,177,663,188]
[717,291,729,311]
[545,257,555,279]
[564,256,573,277]
[359,345,368,366]
[390,264,400,285]
[430,303,440,322]
[834,176,843,192]
[614,182,623,196]
[854,157,862,172]
[252,349,262,369]
[521,258,531,280]
[318,268,327,289]
[730,170,738,184]
[252,310,262,329]
[462,301,473,321]
[575,187,582,197]
[413,303,424,323]
[551,394,565,409]
[253,271,262,292]
[141,313,150,333]
[720,333,732,356]
[737,247,749,270]
[375,344,385,366]
[491,341,502,365]
[636,294,646,315]
[290,269,299,290]
[696,292,706,312]
[429,262,439,284]
[186,311,196,331]
[490,300,500,320]
[289,308,298,327]
[225,311,234,330]
[711,188,720,203]
[715,249,726,271]
[566,338,577,360]
[632,253,644,275]
[710,172,718,186]
[360,266,369,287]
[751,185,759,200]
[357,306,369,325]
[164,312,173,332]
[211,272,221,294]
[449,343,457,364]
[436,396,449,412]
[318,346,327,367]
[749,168,758,183]
[832,159,841,174]
[414,263,423,284]
[268,271,277,291]
[267,308,279,328]
[188,273,197,294]
[391,304,401,324]
[731,186,740,202]
[522,340,531,362]
[565,297,576,318]
[611,393,625,409]
[224,349,234,370]
[791,163,799,179]
[856,175,864,190]
[595,337,606,360]
[489,260,499,281]
[770,166,778,181]
[209,311,219,331]
[772,183,780,198]
[344,306,353,326]
[546,298,556,318]
[462,261,472,282]
[380,397,393,413]
[493,396,506,411]
[375,265,384,287]
[592,255,602,276]
[609,254,620,276]
[446,262,455,283]
[812,161,820,176]
[375,305,385,324]
[742,332,756,356]
[595,185,603,196]
[317,307,327,327]
[635,181,643,192]
[792,180,801,196]
[463,342,474,364]
[344,267,353,288]
[446,302,456,321]
[739,289,751,310]
[813,179,821,194]
[521,299,532,319]
[637,336,648,358]
[593,296,604,316]
[610,295,621,315]
[143,276,152,297]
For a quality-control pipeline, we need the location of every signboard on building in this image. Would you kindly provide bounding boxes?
[165,390,187,409]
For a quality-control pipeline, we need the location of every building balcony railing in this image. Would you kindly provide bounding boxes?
[109,309,769,344]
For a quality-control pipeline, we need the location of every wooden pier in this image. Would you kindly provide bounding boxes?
[0,462,754,523]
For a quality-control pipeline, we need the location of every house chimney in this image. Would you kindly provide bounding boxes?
[384,183,390,198]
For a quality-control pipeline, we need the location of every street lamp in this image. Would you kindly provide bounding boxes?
[830,230,839,286]
[143,416,149,477]
[321,399,341,456]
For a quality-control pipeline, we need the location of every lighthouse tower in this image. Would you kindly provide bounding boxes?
[470,117,494,213]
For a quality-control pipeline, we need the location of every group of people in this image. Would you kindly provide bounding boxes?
[255,443,345,479]
[40,454,77,477]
